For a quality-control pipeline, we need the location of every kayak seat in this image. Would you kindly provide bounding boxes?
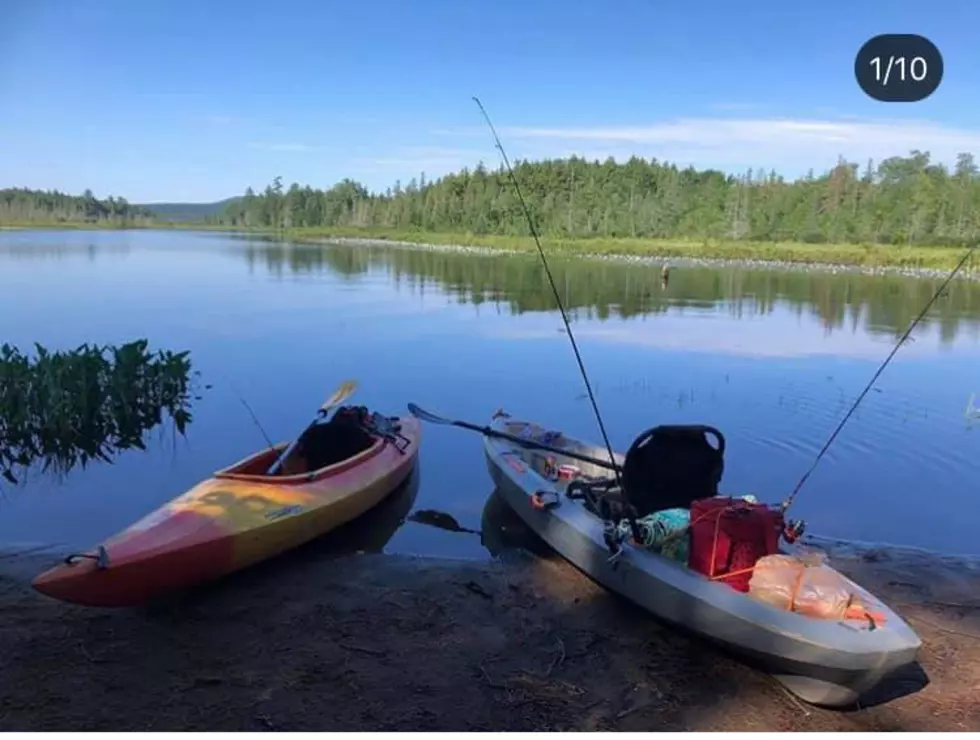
[282,414,377,475]
[622,425,725,517]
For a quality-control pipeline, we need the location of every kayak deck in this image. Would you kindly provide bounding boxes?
[483,412,921,708]
[32,411,421,607]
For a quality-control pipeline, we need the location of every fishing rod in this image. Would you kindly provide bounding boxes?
[471,96,625,494]
[783,243,979,512]
[224,375,276,449]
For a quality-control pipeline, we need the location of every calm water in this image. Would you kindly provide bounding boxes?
[1,229,978,558]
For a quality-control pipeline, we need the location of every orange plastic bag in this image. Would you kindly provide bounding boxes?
[748,553,885,623]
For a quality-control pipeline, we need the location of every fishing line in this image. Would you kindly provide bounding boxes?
[223,375,276,450]
[471,97,624,492]
[784,243,978,511]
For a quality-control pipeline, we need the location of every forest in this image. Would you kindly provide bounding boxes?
[217,151,980,247]
[0,187,154,225]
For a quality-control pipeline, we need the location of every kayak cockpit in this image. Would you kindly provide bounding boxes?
[216,407,400,483]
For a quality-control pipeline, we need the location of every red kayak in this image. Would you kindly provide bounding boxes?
[33,405,420,607]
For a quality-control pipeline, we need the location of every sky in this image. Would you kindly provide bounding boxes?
[1,0,978,202]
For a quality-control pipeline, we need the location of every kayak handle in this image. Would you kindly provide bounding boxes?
[64,545,110,569]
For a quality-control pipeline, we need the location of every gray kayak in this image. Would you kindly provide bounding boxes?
[483,411,922,708]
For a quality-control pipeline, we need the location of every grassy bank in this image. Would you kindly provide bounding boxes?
[4,221,975,271]
[284,227,975,271]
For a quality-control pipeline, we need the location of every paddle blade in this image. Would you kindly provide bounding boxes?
[320,379,358,413]
[407,403,446,425]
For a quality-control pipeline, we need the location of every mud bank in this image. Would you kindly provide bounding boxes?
[317,236,980,283]
[1,543,978,731]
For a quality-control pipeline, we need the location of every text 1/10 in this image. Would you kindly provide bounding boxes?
[868,55,928,86]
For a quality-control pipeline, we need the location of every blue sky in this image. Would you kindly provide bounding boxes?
[1,0,978,202]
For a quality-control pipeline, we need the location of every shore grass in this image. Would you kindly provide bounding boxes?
[3,221,974,271]
[283,227,975,271]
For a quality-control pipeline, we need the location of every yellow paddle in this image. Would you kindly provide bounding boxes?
[266,379,358,475]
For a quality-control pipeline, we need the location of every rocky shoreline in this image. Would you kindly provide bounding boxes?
[312,236,980,282]
[6,227,975,281]
[1,538,979,731]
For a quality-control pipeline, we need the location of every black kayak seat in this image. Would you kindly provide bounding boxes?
[621,424,726,517]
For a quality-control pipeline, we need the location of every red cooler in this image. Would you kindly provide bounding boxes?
[688,497,784,592]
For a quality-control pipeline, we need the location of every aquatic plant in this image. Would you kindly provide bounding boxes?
[0,340,206,485]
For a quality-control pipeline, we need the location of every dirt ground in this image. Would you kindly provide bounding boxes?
[1,530,979,732]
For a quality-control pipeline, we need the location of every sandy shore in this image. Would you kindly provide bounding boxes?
[2,534,979,731]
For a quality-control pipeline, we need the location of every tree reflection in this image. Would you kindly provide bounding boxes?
[241,242,980,345]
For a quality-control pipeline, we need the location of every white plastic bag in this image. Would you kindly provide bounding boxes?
[748,554,855,619]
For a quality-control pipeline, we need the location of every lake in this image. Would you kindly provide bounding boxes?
[1,229,978,558]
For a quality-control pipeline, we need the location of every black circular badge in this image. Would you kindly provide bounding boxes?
[854,34,943,103]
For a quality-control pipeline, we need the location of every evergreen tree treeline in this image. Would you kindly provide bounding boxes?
[220,151,980,246]
[0,188,153,225]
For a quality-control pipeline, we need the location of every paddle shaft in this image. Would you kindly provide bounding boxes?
[266,380,358,475]
[459,419,621,472]
[266,411,326,475]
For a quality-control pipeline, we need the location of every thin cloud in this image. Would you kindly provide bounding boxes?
[506,117,980,168]
[503,117,980,147]
[246,141,326,153]
[403,146,492,159]
[353,145,498,175]
[431,116,980,174]
[429,127,483,137]
[708,102,767,112]
[204,114,239,126]
[484,314,970,360]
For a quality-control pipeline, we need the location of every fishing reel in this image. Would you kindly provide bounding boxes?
[603,519,625,566]
[338,405,411,454]
[783,519,806,544]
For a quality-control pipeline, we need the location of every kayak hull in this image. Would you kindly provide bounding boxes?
[33,415,421,607]
[483,412,921,708]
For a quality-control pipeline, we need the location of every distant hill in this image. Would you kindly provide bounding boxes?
[140,197,240,223]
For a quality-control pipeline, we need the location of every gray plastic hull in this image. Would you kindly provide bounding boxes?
[483,414,922,708]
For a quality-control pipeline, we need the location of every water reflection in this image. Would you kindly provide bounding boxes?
[967,393,980,425]
[239,242,980,348]
[2,230,978,557]
[0,235,130,261]
[409,508,481,535]
[480,488,555,560]
[231,239,980,557]
[399,487,560,560]
[290,465,420,557]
